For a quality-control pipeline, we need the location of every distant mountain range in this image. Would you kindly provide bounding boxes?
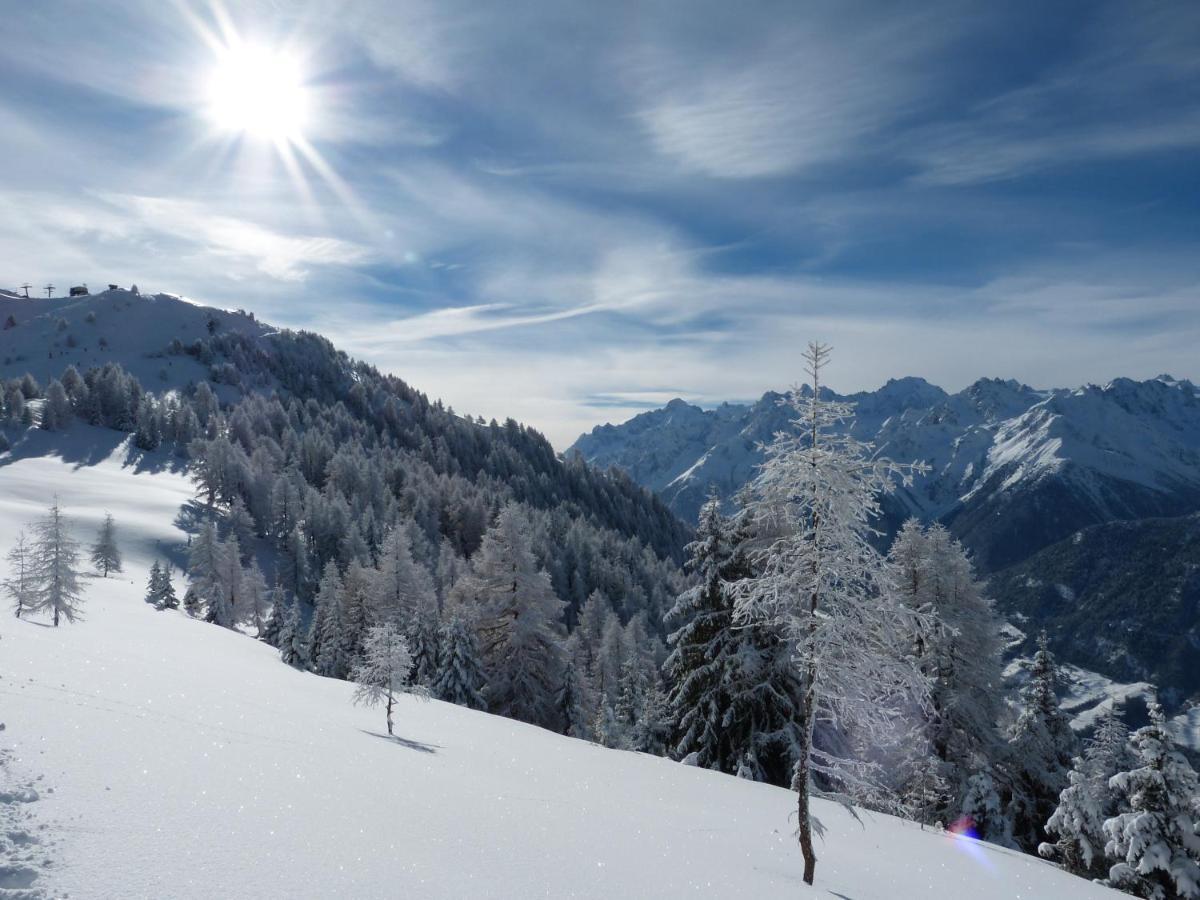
[569,375,1200,573]
[571,374,1200,722]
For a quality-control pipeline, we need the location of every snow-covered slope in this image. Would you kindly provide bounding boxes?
[0,288,270,391]
[0,433,1117,898]
[570,375,1200,571]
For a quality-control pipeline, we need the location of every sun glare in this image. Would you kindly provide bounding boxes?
[206,42,310,141]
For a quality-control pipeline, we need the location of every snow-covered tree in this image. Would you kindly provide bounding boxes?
[555,654,589,738]
[407,612,441,689]
[372,523,435,627]
[1103,700,1200,899]
[40,379,72,430]
[242,559,269,634]
[1040,707,1132,877]
[433,615,487,710]
[1007,632,1077,851]
[258,580,286,647]
[3,530,36,619]
[31,499,85,626]
[961,771,1010,845]
[145,560,164,606]
[664,497,804,785]
[157,562,179,611]
[203,536,243,628]
[350,623,423,736]
[278,594,307,667]
[187,521,224,620]
[730,343,929,886]
[889,519,1006,817]
[460,505,566,729]
[90,512,122,577]
[310,561,347,677]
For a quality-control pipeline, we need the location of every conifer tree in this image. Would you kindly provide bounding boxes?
[433,615,487,710]
[278,595,307,667]
[188,521,224,620]
[311,561,346,677]
[90,512,122,577]
[730,343,928,886]
[1104,700,1200,899]
[145,561,164,606]
[407,612,441,689]
[258,580,286,647]
[243,559,269,634]
[157,562,179,610]
[1007,632,1077,851]
[664,497,805,785]
[889,519,1006,817]
[1041,706,1133,877]
[555,655,589,738]
[460,504,566,728]
[3,530,36,619]
[32,499,85,626]
[351,623,422,736]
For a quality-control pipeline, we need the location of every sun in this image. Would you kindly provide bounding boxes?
[206,42,310,142]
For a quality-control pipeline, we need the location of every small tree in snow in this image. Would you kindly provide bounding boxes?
[1103,700,1200,899]
[90,512,122,577]
[32,499,85,626]
[145,561,164,605]
[4,531,36,618]
[730,343,929,886]
[350,623,423,736]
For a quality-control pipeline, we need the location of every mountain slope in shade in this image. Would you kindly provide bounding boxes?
[570,375,1200,571]
[988,512,1200,707]
[0,444,1119,899]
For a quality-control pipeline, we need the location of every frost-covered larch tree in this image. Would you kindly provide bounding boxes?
[1040,706,1132,878]
[188,521,224,620]
[1007,632,1077,851]
[32,499,85,626]
[4,530,36,619]
[90,512,122,577]
[433,615,487,710]
[461,504,566,729]
[242,559,269,635]
[371,523,435,626]
[1103,700,1200,899]
[350,623,423,736]
[730,342,929,886]
[889,519,1006,819]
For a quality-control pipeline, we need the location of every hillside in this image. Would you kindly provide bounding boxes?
[989,513,1200,707]
[0,442,1118,899]
[0,287,270,392]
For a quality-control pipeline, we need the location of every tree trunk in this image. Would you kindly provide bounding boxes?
[386,689,394,736]
[796,713,817,885]
[798,772,816,885]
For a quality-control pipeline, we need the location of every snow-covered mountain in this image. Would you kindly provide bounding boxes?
[0,438,1120,899]
[0,287,270,392]
[570,375,1200,571]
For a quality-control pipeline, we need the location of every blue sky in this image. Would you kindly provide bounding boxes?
[1,0,1197,447]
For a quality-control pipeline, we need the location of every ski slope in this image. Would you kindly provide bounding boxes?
[0,427,1119,898]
